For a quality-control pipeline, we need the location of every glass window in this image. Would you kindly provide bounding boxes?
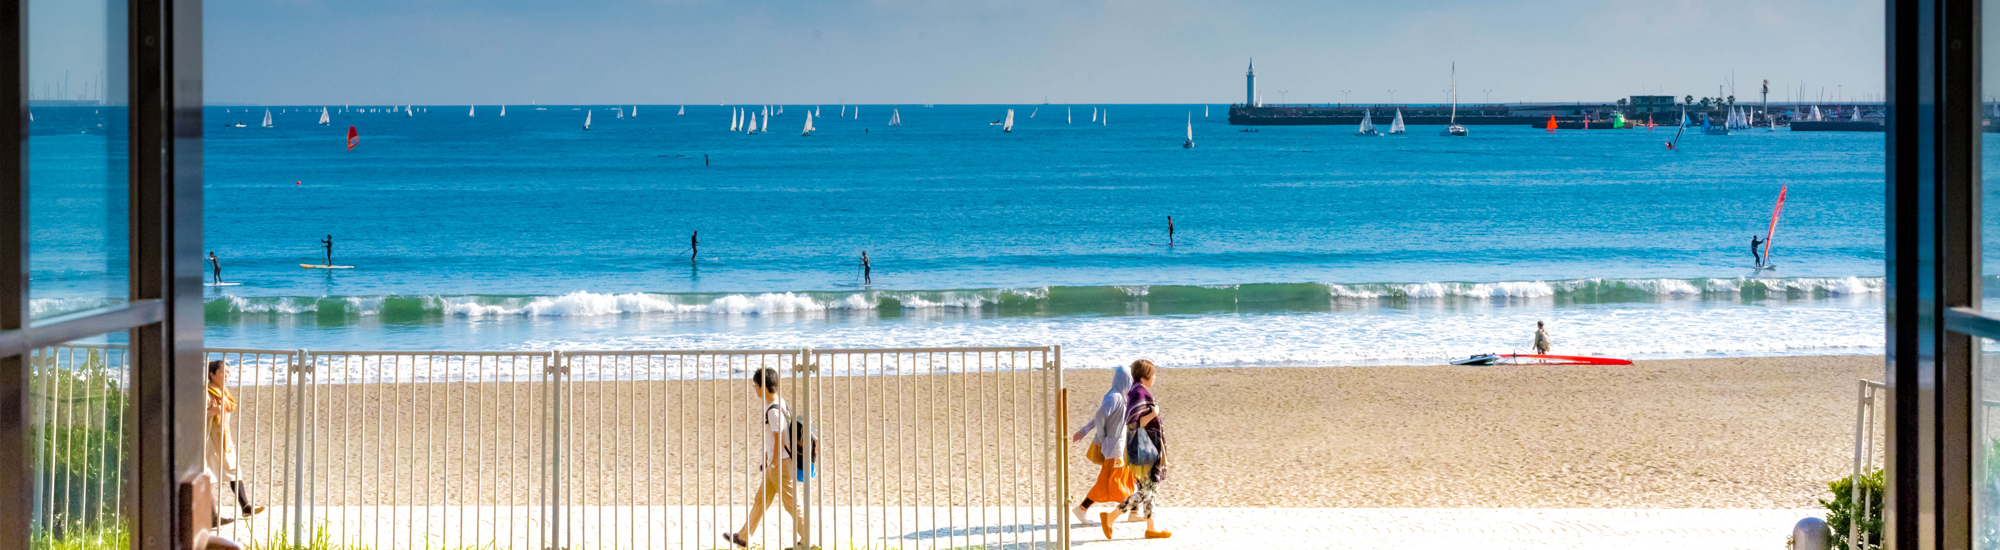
[28,332,131,548]
[27,0,129,323]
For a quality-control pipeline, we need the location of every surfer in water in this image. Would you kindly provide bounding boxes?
[1533,321,1552,354]
[209,252,222,284]
[1750,235,1765,266]
[861,252,872,286]
[690,231,700,263]
[320,236,333,267]
[1167,216,1175,247]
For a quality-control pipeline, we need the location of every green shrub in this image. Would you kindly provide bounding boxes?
[1821,467,1883,550]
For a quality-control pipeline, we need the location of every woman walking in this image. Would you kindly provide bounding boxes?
[206,360,263,523]
[1070,363,1134,525]
[1103,359,1171,540]
[723,368,807,550]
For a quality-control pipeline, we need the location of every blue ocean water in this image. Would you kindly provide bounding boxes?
[47,104,1903,367]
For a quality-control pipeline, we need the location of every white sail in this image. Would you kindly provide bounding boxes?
[468,105,475,117]
[583,110,591,130]
[1358,112,1377,134]
[1102,110,1107,126]
[1186,113,1193,142]
[318,108,330,125]
[731,108,740,131]
[677,105,685,115]
[1389,110,1406,134]
[776,106,782,115]
[1068,108,1073,124]
[889,109,902,127]
[1205,105,1210,117]
[500,105,506,116]
[632,105,638,117]
[405,105,413,117]
[759,112,768,133]
[617,107,624,119]
[1003,109,1014,132]
[1851,106,1862,121]
[853,106,859,119]
[1811,105,1822,121]
[261,109,273,128]
[1029,107,1037,118]
[1092,107,1098,122]
[840,105,846,117]
[803,112,815,136]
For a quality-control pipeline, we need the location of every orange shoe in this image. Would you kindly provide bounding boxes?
[1145,530,1173,539]
[1100,513,1115,539]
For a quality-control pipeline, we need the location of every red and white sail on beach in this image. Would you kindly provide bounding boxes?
[1764,185,1787,264]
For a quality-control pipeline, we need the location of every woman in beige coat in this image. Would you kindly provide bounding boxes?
[207,360,263,520]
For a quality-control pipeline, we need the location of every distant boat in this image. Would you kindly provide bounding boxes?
[1388,110,1406,134]
[583,110,591,130]
[1355,111,1380,136]
[1810,105,1823,121]
[677,105,685,115]
[853,106,860,120]
[1546,115,1556,133]
[1205,105,1210,118]
[1067,108,1072,124]
[775,106,782,115]
[840,105,846,117]
[468,105,475,117]
[1850,107,1862,121]
[1092,107,1098,122]
[1443,63,1467,136]
[802,112,815,136]
[500,105,506,116]
[731,108,740,132]
[318,108,330,126]
[759,111,768,133]
[616,107,624,119]
[261,109,273,128]
[1029,107,1038,118]
[1183,113,1194,149]
[888,108,902,127]
[1102,110,1107,126]
[1003,109,1014,133]
[632,105,638,117]
[405,105,413,117]
[1703,113,1730,135]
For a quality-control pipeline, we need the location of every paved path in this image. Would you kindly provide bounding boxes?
[219,506,1823,549]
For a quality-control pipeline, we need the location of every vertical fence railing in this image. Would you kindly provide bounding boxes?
[27,345,132,550]
[41,344,1068,550]
[1853,379,1887,550]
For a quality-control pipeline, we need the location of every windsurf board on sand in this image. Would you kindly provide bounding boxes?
[300,264,354,269]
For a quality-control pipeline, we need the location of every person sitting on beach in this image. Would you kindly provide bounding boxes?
[724,368,806,550]
[1071,362,1134,526]
[1533,321,1552,354]
[1103,359,1172,540]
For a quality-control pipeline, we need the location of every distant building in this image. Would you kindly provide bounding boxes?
[1627,96,1677,114]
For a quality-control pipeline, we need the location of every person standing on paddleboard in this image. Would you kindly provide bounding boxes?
[1533,321,1552,354]
[209,252,223,284]
[320,235,333,267]
[1750,235,1765,266]
[690,231,700,263]
[861,251,872,286]
[1167,216,1175,247]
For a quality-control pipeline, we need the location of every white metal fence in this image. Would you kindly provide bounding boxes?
[117,345,1069,550]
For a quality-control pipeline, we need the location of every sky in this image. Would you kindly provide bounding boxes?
[48,0,1892,106]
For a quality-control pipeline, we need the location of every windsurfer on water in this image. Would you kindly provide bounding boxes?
[1751,235,1765,266]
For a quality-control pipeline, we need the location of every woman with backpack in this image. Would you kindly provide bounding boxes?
[724,368,807,550]
[1070,362,1135,525]
[1102,359,1172,540]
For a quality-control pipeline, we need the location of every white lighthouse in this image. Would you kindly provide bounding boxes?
[1246,59,1257,107]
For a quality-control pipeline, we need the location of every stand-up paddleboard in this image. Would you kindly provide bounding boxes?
[300,264,354,269]
[205,282,242,287]
[1451,354,1634,366]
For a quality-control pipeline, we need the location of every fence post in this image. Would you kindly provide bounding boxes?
[290,349,311,549]
[545,350,566,550]
[792,348,817,550]
[1053,345,1067,550]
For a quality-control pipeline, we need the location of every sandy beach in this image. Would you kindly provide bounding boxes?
[225,355,1881,511]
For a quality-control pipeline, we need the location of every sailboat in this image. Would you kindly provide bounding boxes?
[616,107,625,120]
[1388,110,1406,134]
[802,112,815,136]
[1067,108,1072,124]
[261,109,273,128]
[775,106,781,115]
[1205,105,1210,118]
[632,105,638,117]
[1810,105,1823,121]
[1703,113,1730,135]
[1102,110,1107,126]
[888,109,902,127]
[468,105,475,117]
[1758,185,1787,269]
[1667,108,1687,149]
[1546,115,1556,133]
[583,110,592,130]
[677,105,685,115]
[1443,63,1468,136]
[1679,110,1690,127]
[759,112,768,133]
[852,106,859,119]
[318,108,331,126]
[1003,109,1014,133]
[1850,106,1862,121]
[1355,111,1380,137]
[1183,113,1194,149]
[500,105,506,117]
[840,105,846,117]
[405,105,413,117]
[731,108,740,132]
[1029,107,1038,118]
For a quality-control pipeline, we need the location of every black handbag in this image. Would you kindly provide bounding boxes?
[1126,424,1160,466]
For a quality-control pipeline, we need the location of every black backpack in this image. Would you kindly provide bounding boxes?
[767,403,819,467]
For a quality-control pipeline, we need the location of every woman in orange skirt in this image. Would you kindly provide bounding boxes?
[1070,362,1134,525]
